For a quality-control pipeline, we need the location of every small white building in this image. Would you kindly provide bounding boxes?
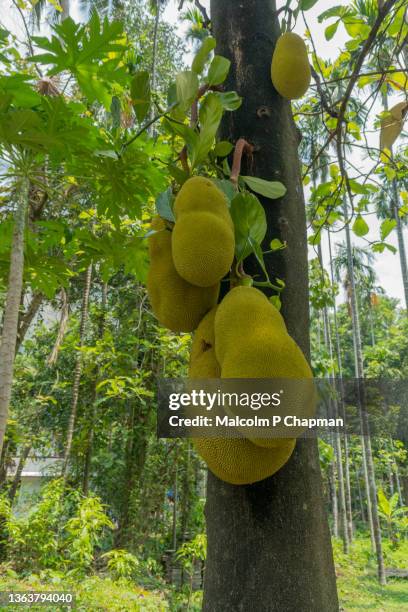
[7,457,62,514]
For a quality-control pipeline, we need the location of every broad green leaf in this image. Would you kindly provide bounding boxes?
[230,192,267,262]
[325,21,340,41]
[318,5,347,22]
[242,176,286,199]
[131,71,151,123]
[217,91,242,111]
[191,92,223,168]
[211,179,236,203]
[176,70,199,111]
[192,37,216,74]
[300,0,320,10]
[380,218,396,240]
[156,188,175,222]
[207,55,231,86]
[214,141,233,157]
[270,238,286,251]
[352,214,369,237]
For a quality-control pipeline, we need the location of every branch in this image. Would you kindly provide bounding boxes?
[11,0,43,78]
[15,292,43,354]
[336,0,399,127]
[230,139,254,186]
[310,66,339,118]
[194,0,211,30]
[120,103,177,154]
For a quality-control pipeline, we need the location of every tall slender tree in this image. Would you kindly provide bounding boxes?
[203,2,338,609]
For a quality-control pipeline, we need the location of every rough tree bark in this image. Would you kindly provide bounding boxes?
[0,179,30,458]
[204,2,339,610]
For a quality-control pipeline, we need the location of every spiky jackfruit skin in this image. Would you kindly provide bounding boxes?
[189,307,295,485]
[214,286,315,449]
[189,307,220,378]
[172,177,235,287]
[192,436,296,486]
[147,217,219,333]
[271,32,311,100]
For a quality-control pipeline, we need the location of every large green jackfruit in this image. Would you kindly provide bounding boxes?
[271,32,311,100]
[189,308,295,485]
[147,216,219,333]
[171,177,235,287]
[214,286,315,448]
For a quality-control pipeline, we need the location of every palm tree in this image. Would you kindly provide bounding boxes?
[302,113,350,551]
[335,211,386,585]
[62,264,93,479]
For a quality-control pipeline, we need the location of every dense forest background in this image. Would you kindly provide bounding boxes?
[0,0,408,610]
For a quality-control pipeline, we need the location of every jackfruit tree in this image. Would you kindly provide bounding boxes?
[202,1,338,610]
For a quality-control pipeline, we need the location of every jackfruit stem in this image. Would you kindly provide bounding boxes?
[230,138,254,187]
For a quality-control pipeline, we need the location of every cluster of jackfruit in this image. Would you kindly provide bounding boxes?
[189,286,315,485]
[146,177,234,333]
[271,32,311,100]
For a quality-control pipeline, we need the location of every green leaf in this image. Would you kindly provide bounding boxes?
[380,218,397,240]
[131,71,151,123]
[242,176,286,199]
[270,295,282,310]
[156,188,175,222]
[352,214,369,237]
[214,141,233,157]
[190,92,223,168]
[270,238,286,251]
[325,21,340,40]
[211,179,236,202]
[318,5,346,22]
[230,192,267,262]
[192,37,216,74]
[207,56,231,86]
[176,70,199,111]
[300,0,320,10]
[217,91,242,111]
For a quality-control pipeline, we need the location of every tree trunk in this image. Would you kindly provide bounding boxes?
[0,179,30,457]
[62,264,92,479]
[8,445,31,505]
[149,2,161,130]
[83,282,108,495]
[383,93,408,311]
[343,198,386,585]
[328,230,354,541]
[204,3,338,610]
[318,242,348,551]
[391,180,408,311]
[15,292,43,354]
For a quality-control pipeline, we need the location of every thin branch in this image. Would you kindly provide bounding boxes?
[194,0,211,30]
[11,0,43,78]
[310,66,339,119]
[230,139,254,186]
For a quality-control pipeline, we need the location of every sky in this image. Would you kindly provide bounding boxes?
[1,0,406,304]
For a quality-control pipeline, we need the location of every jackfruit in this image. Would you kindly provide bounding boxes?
[171,177,235,287]
[147,216,219,333]
[214,286,315,448]
[271,32,311,100]
[189,307,295,485]
[189,307,220,378]
[192,436,295,486]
